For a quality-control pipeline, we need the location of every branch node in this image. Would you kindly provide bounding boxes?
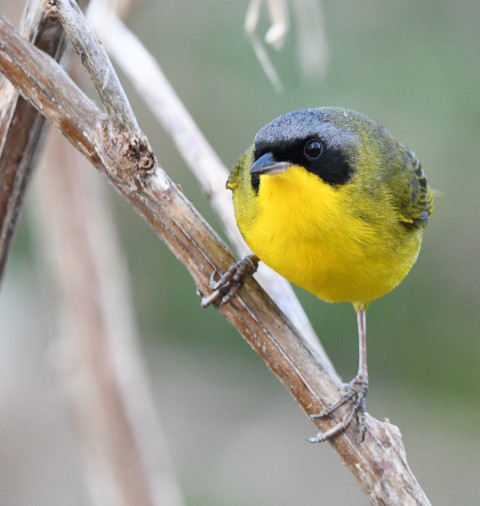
[100,127,155,190]
[125,134,155,175]
[138,152,155,171]
[46,2,60,21]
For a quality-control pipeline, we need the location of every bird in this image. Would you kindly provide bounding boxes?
[202,107,433,442]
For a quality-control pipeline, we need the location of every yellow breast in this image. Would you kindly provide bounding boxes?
[233,165,423,306]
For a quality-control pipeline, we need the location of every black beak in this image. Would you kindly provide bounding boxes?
[250,152,290,175]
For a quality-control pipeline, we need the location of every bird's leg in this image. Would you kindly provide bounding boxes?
[354,307,369,438]
[201,255,259,307]
[307,308,369,443]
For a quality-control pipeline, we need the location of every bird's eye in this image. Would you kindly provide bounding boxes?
[304,139,323,160]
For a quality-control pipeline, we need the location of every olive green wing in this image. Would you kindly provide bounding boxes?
[391,148,434,229]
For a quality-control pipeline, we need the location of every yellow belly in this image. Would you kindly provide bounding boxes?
[245,223,421,304]
[234,166,423,306]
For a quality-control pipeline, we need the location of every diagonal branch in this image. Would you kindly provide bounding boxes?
[55,0,139,135]
[0,6,431,505]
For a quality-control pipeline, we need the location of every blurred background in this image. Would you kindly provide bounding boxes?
[1,0,479,504]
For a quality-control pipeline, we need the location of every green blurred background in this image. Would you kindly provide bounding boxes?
[1,0,479,504]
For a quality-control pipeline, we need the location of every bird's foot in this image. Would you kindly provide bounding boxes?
[306,375,369,443]
[201,255,259,307]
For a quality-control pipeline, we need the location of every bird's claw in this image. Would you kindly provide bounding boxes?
[307,376,369,443]
[201,255,259,308]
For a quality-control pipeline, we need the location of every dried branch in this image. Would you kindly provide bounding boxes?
[0,0,70,278]
[0,1,183,504]
[0,4,431,504]
[34,128,184,506]
[56,0,139,135]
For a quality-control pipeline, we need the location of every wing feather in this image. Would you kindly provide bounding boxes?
[395,148,433,229]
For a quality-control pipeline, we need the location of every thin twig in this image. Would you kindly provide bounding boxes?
[54,0,139,136]
[245,0,329,87]
[0,9,431,505]
[245,0,285,92]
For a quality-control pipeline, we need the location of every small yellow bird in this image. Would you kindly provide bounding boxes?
[203,107,433,441]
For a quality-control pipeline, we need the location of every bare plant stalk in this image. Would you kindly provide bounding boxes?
[86,1,329,365]
[0,6,431,505]
[34,128,183,506]
[0,0,72,279]
[0,2,183,504]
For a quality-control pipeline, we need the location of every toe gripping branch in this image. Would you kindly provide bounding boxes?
[307,308,369,443]
[306,375,369,443]
[201,255,259,308]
